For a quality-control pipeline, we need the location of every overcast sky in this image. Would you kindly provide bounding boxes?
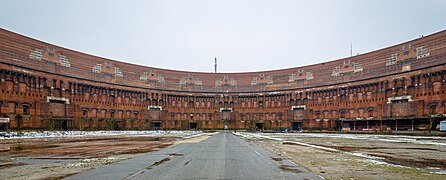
[1,0,446,73]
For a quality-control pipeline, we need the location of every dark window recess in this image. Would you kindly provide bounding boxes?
[23,106,30,115]
[392,99,409,103]
[48,53,54,57]
[149,107,161,111]
[49,99,66,104]
[430,106,437,114]
[293,107,305,110]
[340,112,346,118]
[401,60,411,65]
[152,122,161,129]
[342,72,351,76]
[189,122,197,130]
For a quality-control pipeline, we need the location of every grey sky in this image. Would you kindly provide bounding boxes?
[1,0,445,73]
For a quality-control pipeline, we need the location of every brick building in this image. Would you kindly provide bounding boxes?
[0,28,445,131]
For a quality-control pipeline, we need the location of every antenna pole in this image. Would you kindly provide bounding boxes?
[214,57,217,73]
[350,43,353,57]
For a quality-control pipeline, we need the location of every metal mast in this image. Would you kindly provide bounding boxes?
[214,57,217,73]
[350,43,353,57]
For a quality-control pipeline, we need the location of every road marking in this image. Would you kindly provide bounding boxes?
[236,135,274,165]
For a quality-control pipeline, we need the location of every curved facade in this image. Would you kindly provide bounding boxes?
[0,28,445,130]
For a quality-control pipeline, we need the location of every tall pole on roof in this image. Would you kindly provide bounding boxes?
[214,57,217,73]
[350,42,353,57]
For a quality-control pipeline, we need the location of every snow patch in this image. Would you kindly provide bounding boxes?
[233,132,283,141]
[265,133,446,147]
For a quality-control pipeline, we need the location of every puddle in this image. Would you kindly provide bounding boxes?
[146,157,171,170]
[169,153,184,157]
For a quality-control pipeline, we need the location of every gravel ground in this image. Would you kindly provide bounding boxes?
[0,131,205,179]
[235,132,446,180]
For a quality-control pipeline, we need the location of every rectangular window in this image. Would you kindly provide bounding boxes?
[23,106,30,115]
[59,55,71,67]
[416,46,429,59]
[29,49,43,60]
[386,53,398,66]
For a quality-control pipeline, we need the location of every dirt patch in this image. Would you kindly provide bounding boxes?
[279,164,302,173]
[368,153,446,168]
[323,145,446,153]
[0,136,177,158]
[270,157,283,161]
[174,134,212,144]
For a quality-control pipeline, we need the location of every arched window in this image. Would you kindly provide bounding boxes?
[315,111,321,119]
[82,109,88,118]
[208,113,213,120]
[23,104,30,115]
[340,110,346,118]
[133,112,139,119]
[429,105,437,114]
[278,112,283,120]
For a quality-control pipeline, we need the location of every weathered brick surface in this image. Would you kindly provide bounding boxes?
[0,28,445,130]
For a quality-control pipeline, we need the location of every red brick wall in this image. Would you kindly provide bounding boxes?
[0,28,445,130]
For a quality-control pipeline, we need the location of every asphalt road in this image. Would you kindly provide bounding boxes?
[69,132,319,180]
